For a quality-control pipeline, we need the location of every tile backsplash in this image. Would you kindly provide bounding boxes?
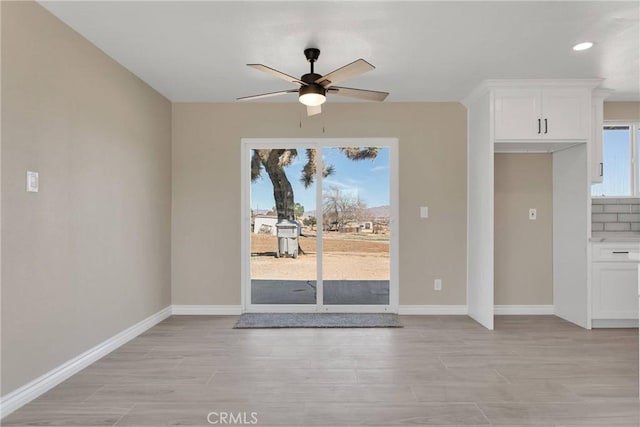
[592,198,640,236]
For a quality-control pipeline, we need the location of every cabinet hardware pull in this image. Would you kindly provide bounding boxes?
[544,118,548,134]
[538,119,541,134]
[613,251,630,254]
[599,162,603,177]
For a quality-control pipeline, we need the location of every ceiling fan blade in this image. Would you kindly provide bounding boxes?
[237,89,297,101]
[247,64,307,86]
[307,104,322,116]
[328,86,389,102]
[315,59,375,87]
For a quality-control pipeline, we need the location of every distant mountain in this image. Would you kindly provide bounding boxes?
[252,209,272,216]
[365,205,390,218]
[303,205,390,219]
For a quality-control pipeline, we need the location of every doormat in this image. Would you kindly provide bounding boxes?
[233,313,402,329]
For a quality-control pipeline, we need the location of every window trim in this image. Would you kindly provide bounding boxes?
[592,121,640,199]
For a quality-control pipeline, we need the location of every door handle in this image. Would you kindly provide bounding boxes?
[599,162,603,177]
[544,118,548,134]
[538,119,541,134]
[613,251,630,254]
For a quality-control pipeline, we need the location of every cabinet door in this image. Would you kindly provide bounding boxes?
[494,89,542,140]
[592,262,639,319]
[590,95,605,184]
[542,88,589,140]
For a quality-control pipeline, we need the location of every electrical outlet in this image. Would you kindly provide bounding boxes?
[529,208,537,220]
[434,279,442,291]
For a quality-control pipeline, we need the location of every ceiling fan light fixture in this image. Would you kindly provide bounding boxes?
[299,93,326,106]
[299,84,326,106]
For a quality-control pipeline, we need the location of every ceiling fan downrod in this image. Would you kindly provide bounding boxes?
[304,48,321,74]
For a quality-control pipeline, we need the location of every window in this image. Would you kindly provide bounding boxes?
[591,123,640,197]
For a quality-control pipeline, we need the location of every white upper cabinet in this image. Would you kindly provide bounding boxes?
[494,87,590,141]
[590,91,609,184]
[542,89,590,139]
[494,89,541,140]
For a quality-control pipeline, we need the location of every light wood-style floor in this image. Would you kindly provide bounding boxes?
[4,315,639,426]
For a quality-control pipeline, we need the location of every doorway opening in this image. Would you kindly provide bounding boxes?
[241,138,398,313]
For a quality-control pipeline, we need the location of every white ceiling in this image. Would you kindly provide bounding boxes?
[39,1,640,102]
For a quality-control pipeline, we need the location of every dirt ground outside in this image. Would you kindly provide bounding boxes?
[251,232,390,280]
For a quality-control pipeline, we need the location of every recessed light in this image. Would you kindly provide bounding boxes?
[572,42,594,51]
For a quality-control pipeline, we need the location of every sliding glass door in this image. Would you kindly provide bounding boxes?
[242,138,397,312]
[248,145,318,306]
[321,146,390,306]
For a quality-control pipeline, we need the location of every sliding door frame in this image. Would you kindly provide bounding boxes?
[241,138,399,313]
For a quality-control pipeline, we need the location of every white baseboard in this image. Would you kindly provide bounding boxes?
[173,305,555,316]
[398,305,468,315]
[0,306,172,420]
[398,305,555,315]
[591,318,639,328]
[494,305,554,315]
[171,305,242,315]
[173,305,472,315]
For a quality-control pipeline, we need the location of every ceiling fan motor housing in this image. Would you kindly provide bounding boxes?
[299,73,326,98]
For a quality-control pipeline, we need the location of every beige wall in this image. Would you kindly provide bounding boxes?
[172,102,467,306]
[494,154,553,305]
[1,1,172,395]
[604,102,640,121]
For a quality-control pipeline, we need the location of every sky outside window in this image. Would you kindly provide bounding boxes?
[251,147,390,214]
[591,127,631,197]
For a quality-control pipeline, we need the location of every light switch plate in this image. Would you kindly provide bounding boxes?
[26,171,39,193]
[529,208,537,220]
[420,206,429,218]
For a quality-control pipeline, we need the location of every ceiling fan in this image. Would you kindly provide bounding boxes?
[237,48,389,116]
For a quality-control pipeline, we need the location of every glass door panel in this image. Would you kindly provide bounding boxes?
[321,146,391,305]
[250,147,317,304]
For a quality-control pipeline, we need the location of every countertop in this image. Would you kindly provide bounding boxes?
[590,233,640,243]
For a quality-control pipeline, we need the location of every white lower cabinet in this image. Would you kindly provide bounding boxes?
[591,242,640,326]
[592,263,638,319]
